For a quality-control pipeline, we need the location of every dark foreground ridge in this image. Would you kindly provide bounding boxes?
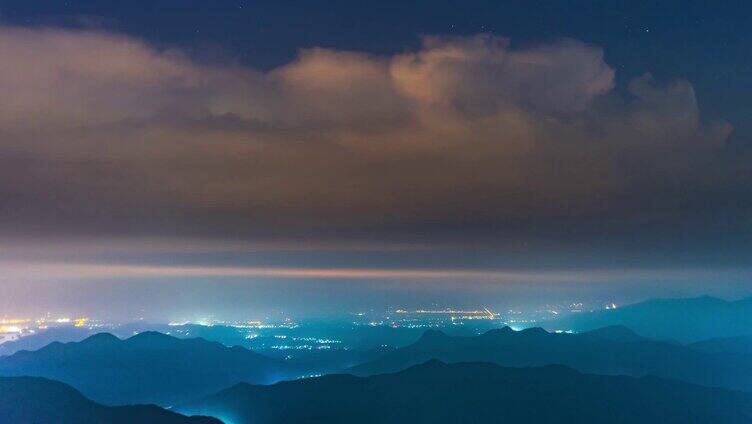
[0,331,293,406]
[179,360,752,424]
[0,376,221,424]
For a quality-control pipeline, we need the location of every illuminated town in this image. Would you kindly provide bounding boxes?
[0,300,619,355]
[0,316,97,344]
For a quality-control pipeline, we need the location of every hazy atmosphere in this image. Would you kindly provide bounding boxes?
[1,1,751,320]
[4,3,752,424]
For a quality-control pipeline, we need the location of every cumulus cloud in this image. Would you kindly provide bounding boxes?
[390,35,614,115]
[0,26,743,241]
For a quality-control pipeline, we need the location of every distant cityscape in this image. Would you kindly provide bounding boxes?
[0,301,618,349]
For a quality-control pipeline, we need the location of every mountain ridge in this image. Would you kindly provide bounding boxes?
[180,359,752,424]
[555,295,752,342]
[0,331,294,406]
[349,325,752,392]
[0,376,221,424]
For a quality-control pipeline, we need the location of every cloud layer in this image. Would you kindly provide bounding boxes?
[0,27,745,242]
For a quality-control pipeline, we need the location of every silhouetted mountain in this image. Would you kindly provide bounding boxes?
[0,376,221,424]
[555,296,752,342]
[0,327,95,356]
[691,335,752,355]
[179,360,752,424]
[579,324,644,342]
[349,326,752,392]
[0,332,294,406]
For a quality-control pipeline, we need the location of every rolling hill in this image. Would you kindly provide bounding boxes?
[0,331,294,406]
[179,360,752,424]
[553,296,752,342]
[691,335,752,355]
[349,326,752,392]
[0,376,221,424]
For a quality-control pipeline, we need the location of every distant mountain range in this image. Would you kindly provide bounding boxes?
[554,296,752,342]
[0,327,94,357]
[0,376,220,424]
[179,360,752,424]
[691,334,752,355]
[349,326,752,392]
[0,331,294,406]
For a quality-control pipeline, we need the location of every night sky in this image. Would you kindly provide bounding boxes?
[1,1,751,320]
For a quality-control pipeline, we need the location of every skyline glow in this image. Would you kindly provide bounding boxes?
[1,1,750,320]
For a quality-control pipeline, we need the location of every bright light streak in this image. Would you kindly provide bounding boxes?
[2,260,751,285]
